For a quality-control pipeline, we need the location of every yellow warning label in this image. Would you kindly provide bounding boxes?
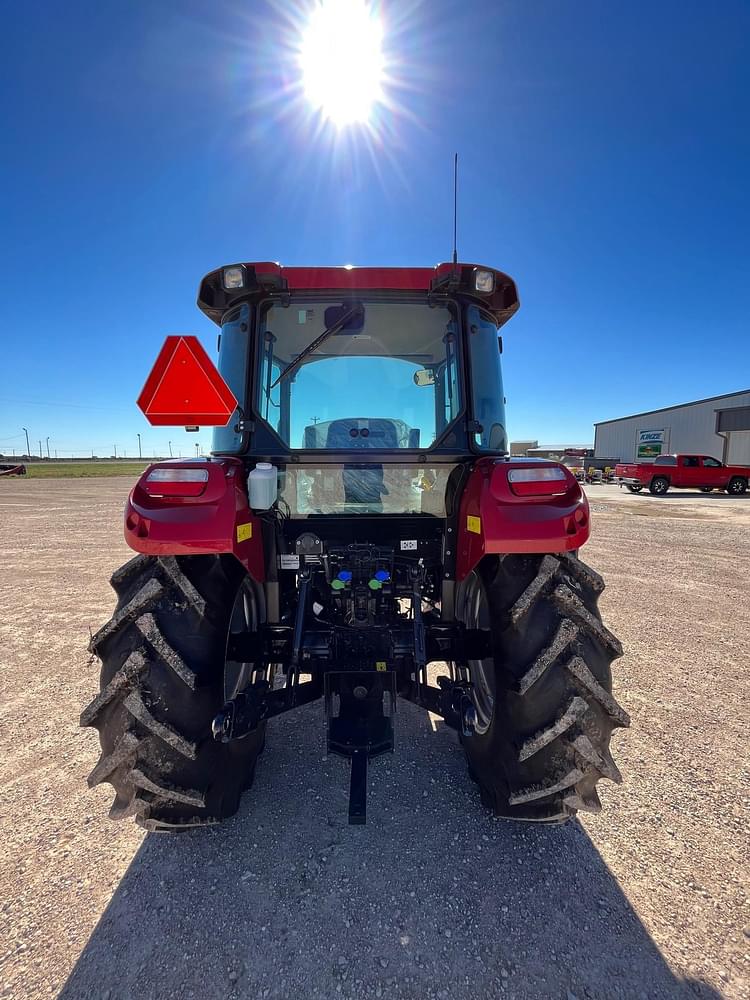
[236,522,253,543]
[466,515,481,535]
[375,661,387,672]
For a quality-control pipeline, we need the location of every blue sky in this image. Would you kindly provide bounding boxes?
[1,0,748,458]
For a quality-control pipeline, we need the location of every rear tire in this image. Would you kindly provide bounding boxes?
[649,476,669,495]
[727,476,747,495]
[456,554,629,822]
[81,554,266,831]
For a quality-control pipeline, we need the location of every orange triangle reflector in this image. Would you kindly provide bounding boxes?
[137,336,238,426]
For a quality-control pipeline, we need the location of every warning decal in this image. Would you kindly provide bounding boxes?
[236,522,253,543]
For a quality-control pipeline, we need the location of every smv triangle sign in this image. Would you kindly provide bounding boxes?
[137,336,238,426]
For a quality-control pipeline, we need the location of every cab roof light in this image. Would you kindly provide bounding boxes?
[222,265,246,291]
[474,268,495,293]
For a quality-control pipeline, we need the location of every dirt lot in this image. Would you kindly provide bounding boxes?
[1,479,748,1000]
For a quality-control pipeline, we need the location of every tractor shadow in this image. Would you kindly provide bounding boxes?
[59,703,722,1000]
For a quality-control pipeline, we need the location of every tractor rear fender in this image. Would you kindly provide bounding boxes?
[124,457,265,581]
[456,459,589,581]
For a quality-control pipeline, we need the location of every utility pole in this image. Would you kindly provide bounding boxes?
[38,440,42,458]
[22,427,30,456]
[195,443,200,457]
[46,437,50,459]
[114,444,117,459]
[137,433,142,459]
[168,441,173,457]
[55,449,58,459]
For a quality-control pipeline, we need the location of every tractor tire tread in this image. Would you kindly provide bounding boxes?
[79,651,148,727]
[509,767,585,806]
[134,613,197,689]
[551,584,623,656]
[82,554,266,830]
[160,556,207,616]
[110,553,155,590]
[88,579,163,653]
[564,655,631,727]
[517,695,588,761]
[129,767,206,808]
[122,690,198,760]
[508,555,559,626]
[86,730,142,787]
[517,619,578,695]
[461,552,629,822]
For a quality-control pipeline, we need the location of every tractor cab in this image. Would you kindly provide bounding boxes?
[204,266,516,449]
[201,262,518,519]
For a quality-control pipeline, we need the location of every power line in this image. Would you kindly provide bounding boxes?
[0,396,133,412]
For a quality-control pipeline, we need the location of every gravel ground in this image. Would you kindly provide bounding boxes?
[1,479,748,1000]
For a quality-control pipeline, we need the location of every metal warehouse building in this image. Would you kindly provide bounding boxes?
[594,390,750,464]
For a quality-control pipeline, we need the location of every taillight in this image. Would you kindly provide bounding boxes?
[143,467,209,497]
[507,466,569,497]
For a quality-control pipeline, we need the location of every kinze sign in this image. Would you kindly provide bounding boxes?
[636,428,667,459]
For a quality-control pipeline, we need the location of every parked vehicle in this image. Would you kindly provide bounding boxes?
[81,260,629,831]
[615,454,749,496]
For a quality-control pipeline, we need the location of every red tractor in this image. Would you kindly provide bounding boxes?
[82,261,629,830]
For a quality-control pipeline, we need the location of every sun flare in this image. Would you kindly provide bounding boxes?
[300,0,385,126]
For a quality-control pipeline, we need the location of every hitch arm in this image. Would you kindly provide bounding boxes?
[212,679,320,742]
[288,566,312,687]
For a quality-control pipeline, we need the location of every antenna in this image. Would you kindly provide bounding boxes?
[452,152,458,265]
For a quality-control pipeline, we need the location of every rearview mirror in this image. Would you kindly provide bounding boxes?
[413,368,436,387]
[324,302,365,333]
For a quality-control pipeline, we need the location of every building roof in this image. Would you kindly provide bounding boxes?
[594,389,750,427]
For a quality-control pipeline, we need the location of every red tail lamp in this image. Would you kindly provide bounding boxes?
[143,467,209,498]
[507,466,569,497]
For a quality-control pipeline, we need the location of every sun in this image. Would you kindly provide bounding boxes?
[300,0,385,126]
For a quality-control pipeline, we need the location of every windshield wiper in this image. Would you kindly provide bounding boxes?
[269,304,364,389]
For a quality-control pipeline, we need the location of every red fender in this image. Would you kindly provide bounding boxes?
[456,459,590,581]
[124,458,265,582]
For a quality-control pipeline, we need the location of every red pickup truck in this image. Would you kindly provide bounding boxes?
[615,454,749,496]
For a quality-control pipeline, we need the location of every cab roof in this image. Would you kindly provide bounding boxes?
[197,262,520,328]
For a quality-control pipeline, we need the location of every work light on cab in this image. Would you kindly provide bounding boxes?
[474,268,495,293]
[222,265,246,290]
